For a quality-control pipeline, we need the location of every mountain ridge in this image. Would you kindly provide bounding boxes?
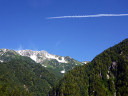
[49,38,128,96]
[0,48,84,77]
[16,49,68,64]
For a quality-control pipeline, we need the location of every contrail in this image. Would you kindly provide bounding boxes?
[47,14,128,19]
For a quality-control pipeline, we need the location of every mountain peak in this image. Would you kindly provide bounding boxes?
[1,48,8,52]
[16,49,68,63]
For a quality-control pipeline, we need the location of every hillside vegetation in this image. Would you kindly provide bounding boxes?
[49,38,128,96]
[0,56,58,96]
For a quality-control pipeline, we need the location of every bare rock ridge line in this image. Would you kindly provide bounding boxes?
[16,49,68,63]
[0,48,68,63]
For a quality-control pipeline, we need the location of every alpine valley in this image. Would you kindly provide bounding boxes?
[0,48,84,96]
[0,38,128,96]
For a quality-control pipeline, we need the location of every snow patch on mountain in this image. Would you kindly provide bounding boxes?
[45,53,67,63]
[61,69,65,73]
[16,50,68,63]
[82,61,89,64]
[42,65,47,67]
[30,55,37,61]
[0,60,3,62]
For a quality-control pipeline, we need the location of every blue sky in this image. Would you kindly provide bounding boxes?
[0,0,128,61]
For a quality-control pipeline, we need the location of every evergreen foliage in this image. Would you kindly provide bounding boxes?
[49,38,128,96]
[43,57,83,78]
[0,56,58,96]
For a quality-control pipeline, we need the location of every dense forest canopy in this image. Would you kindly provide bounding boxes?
[49,38,128,96]
[0,56,58,96]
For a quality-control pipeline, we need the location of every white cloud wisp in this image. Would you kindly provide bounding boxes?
[47,14,128,19]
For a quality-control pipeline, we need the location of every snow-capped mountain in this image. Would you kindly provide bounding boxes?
[0,48,83,77]
[16,50,68,63]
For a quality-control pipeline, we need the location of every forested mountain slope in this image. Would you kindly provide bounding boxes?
[49,38,128,96]
[0,48,84,96]
[0,56,58,96]
[16,50,83,78]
